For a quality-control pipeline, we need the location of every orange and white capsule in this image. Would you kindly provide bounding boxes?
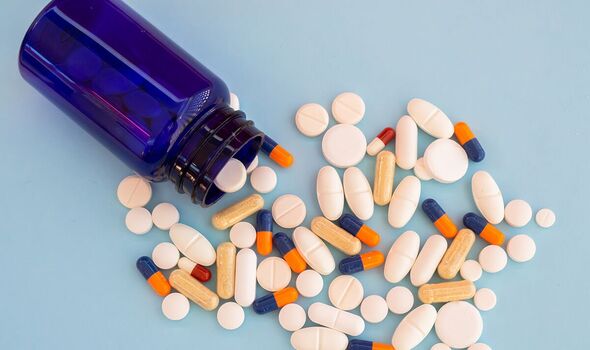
[367,127,395,156]
[262,135,293,167]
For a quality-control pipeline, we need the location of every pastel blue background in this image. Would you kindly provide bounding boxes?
[1,0,588,349]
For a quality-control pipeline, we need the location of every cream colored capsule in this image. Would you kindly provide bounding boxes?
[418,280,476,304]
[169,269,219,311]
[373,151,395,206]
[310,216,362,255]
[211,194,264,230]
[216,242,236,300]
[437,228,475,279]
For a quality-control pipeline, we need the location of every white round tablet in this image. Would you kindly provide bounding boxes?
[151,203,180,230]
[507,234,536,262]
[386,286,414,314]
[279,303,307,332]
[152,242,180,270]
[256,257,292,292]
[322,124,367,168]
[504,199,532,227]
[423,139,469,184]
[431,344,451,350]
[460,260,483,282]
[161,293,190,321]
[272,194,306,228]
[328,275,364,311]
[217,302,245,330]
[117,175,152,208]
[245,155,259,174]
[295,103,330,137]
[296,270,323,298]
[435,301,483,348]
[474,288,497,311]
[360,295,388,324]
[535,208,556,228]
[250,166,277,193]
[213,158,247,193]
[331,92,365,125]
[413,157,433,181]
[229,92,240,110]
[125,207,153,235]
[478,245,508,273]
[468,343,492,350]
[229,221,256,248]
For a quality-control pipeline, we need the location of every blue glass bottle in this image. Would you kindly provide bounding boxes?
[19,0,263,206]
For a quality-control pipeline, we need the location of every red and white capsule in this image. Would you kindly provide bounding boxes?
[367,127,395,156]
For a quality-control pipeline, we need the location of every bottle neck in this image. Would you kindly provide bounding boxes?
[169,105,263,207]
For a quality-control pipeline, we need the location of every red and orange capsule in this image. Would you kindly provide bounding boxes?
[463,212,505,245]
[454,122,485,162]
[252,287,299,314]
[366,127,395,156]
[256,209,273,256]
[262,135,293,167]
[136,256,171,297]
[339,251,385,274]
[421,198,458,238]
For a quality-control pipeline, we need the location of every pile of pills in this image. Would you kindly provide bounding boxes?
[117,92,556,349]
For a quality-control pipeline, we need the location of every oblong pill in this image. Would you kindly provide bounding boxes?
[169,223,216,266]
[211,194,264,230]
[169,269,219,311]
[216,242,236,300]
[234,248,257,307]
[410,235,448,286]
[395,115,418,170]
[384,230,420,283]
[373,151,396,206]
[293,226,335,275]
[407,98,454,139]
[316,166,345,221]
[308,302,365,336]
[388,176,421,228]
[437,229,475,279]
[454,122,485,162]
[136,256,171,297]
[311,216,362,255]
[418,280,476,304]
[391,304,437,349]
[471,171,504,224]
[343,167,374,220]
[291,327,349,350]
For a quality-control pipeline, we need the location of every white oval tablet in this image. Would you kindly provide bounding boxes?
[169,223,216,266]
[229,221,256,248]
[296,103,330,137]
[246,155,258,174]
[152,242,180,270]
[343,167,374,220]
[214,158,247,193]
[234,248,257,307]
[435,301,483,348]
[478,245,507,273]
[360,295,388,324]
[424,139,468,184]
[125,207,153,235]
[414,157,433,181]
[395,115,418,170]
[332,92,365,125]
[322,124,367,168]
[328,275,364,311]
[392,304,437,349]
[229,92,240,110]
[387,176,421,228]
[291,327,349,350]
[474,288,497,311]
[117,175,152,208]
[151,203,180,230]
[296,270,323,298]
[272,194,307,228]
[250,166,277,193]
[507,234,536,262]
[309,302,365,336]
[217,302,245,330]
[256,257,292,292]
[316,166,345,221]
[431,344,452,350]
[469,343,492,350]
[279,303,307,331]
[460,260,483,282]
[535,208,556,228]
[471,171,504,224]
[410,235,448,286]
[161,293,190,321]
[504,199,532,227]
[386,286,414,314]
[407,98,454,139]
[293,226,335,275]
[384,230,420,283]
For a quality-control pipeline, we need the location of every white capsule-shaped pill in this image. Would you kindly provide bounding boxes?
[388,176,421,228]
[395,115,418,169]
[291,327,349,350]
[316,166,345,221]
[234,248,257,307]
[293,226,335,275]
[391,304,437,349]
[308,302,365,336]
[407,98,454,139]
[384,230,420,283]
[410,235,448,286]
[471,171,504,224]
[169,223,216,266]
[343,167,374,220]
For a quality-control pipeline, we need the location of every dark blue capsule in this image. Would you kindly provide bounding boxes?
[339,255,363,274]
[136,256,159,280]
[252,294,278,314]
[256,209,273,232]
[261,136,278,154]
[339,213,363,236]
[347,340,373,350]
[273,232,295,255]
[463,212,487,234]
[464,138,485,162]
[422,198,446,222]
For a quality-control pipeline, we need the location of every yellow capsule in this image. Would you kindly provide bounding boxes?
[216,242,236,300]
[169,269,219,311]
[211,194,264,230]
[437,229,475,279]
[373,151,395,206]
[418,280,476,304]
[310,216,361,255]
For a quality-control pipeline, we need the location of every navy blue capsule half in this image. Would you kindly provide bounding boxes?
[421,198,445,222]
[347,340,373,350]
[252,294,279,314]
[339,213,363,236]
[136,256,159,280]
[273,232,295,255]
[261,136,278,154]
[256,209,273,232]
[339,255,364,274]
[464,138,485,162]
[463,212,487,234]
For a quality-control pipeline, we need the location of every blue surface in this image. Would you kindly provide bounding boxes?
[0,1,589,349]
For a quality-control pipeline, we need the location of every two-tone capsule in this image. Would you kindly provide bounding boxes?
[366,127,395,156]
[178,257,212,282]
[454,122,485,162]
[339,213,381,247]
[136,256,171,297]
[273,232,307,273]
[256,209,273,256]
[463,212,505,245]
[252,287,299,314]
[339,251,385,274]
[262,135,293,167]
[347,339,394,350]
[421,198,458,238]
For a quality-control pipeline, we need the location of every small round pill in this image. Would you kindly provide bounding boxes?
[535,208,556,228]
[217,302,245,330]
[229,92,240,110]
[431,344,452,350]
[507,234,536,262]
[246,155,259,174]
[332,92,365,125]
[479,245,508,273]
[161,293,190,321]
[504,199,532,227]
[272,194,306,228]
[295,103,329,137]
[296,269,323,298]
[424,139,469,184]
[322,124,367,168]
[279,303,306,331]
[360,295,388,324]
[474,288,497,311]
[460,260,483,282]
[213,158,247,193]
[250,166,277,193]
[229,222,256,248]
[152,242,180,270]
[117,175,152,208]
[435,301,483,348]
[386,286,414,314]
[256,257,292,292]
[413,157,433,181]
[151,203,180,230]
[468,343,492,350]
[125,207,153,235]
[328,275,364,311]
